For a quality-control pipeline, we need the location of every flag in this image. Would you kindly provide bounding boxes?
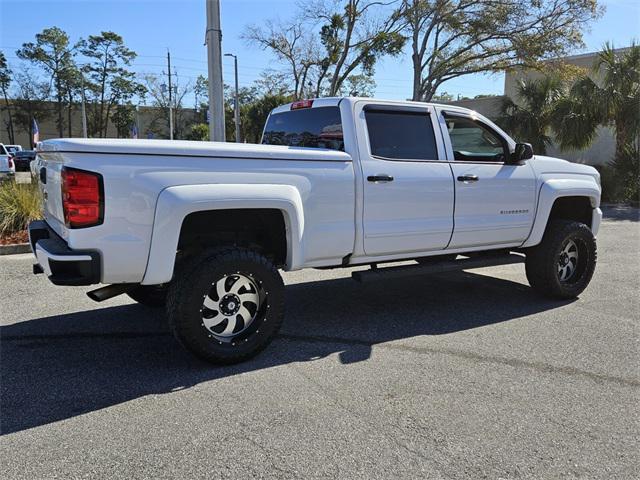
[32,118,39,144]
[131,124,138,139]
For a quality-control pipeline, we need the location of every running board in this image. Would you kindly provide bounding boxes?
[351,253,525,283]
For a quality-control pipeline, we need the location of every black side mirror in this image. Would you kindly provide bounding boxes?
[511,143,533,163]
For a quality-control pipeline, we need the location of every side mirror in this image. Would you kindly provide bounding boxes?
[511,143,534,163]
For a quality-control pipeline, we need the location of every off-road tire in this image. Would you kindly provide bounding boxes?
[127,285,168,308]
[525,220,596,299]
[166,247,285,364]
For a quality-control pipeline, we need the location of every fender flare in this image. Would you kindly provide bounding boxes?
[141,184,304,285]
[522,178,601,248]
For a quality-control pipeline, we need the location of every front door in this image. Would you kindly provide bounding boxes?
[357,103,455,256]
[439,110,537,249]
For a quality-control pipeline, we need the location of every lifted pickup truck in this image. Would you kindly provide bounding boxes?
[30,97,601,364]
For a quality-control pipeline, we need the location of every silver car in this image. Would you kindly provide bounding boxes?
[0,143,16,181]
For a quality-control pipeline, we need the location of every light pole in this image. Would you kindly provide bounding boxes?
[206,0,225,141]
[224,53,240,142]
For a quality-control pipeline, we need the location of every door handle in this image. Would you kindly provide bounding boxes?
[367,174,394,182]
[457,174,478,183]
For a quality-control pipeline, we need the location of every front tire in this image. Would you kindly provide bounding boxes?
[525,220,597,299]
[166,247,284,364]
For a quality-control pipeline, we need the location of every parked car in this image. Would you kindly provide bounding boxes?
[0,143,16,180]
[12,150,36,172]
[5,144,23,154]
[29,97,602,364]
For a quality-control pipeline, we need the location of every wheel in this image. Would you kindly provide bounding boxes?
[416,254,457,264]
[166,247,284,364]
[127,284,168,308]
[525,220,597,299]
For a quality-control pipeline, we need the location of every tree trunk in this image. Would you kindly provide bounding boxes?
[56,78,64,137]
[411,52,422,101]
[615,118,629,160]
[1,89,15,144]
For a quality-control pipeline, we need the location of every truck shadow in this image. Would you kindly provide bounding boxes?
[1,271,572,435]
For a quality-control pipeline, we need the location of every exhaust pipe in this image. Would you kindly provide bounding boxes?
[87,283,136,302]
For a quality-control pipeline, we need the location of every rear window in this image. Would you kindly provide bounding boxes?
[262,106,344,151]
[365,110,438,160]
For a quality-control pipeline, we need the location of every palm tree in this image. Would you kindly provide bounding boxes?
[498,76,564,155]
[553,43,640,158]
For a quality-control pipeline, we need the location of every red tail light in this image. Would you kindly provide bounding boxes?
[8,157,14,169]
[61,167,104,228]
[291,99,314,110]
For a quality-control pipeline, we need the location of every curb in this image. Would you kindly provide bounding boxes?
[0,243,31,255]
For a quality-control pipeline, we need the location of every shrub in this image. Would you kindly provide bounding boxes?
[0,180,43,236]
[609,145,640,206]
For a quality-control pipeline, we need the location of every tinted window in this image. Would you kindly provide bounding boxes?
[365,110,438,160]
[262,106,344,151]
[444,115,507,162]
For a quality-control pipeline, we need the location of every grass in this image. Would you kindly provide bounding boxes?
[0,179,43,236]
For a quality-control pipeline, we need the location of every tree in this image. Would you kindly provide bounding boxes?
[17,27,76,137]
[11,70,52,148]
[111,104,136,138]
[243,19,319,99]
[553,43,640,159]
[498,76,565,155]
[242,94,293,144]
[246,1,405,98]
[400,0,601,101]
[309,0,405,96]
[0,51,15,143]
[143,74,192,139]
[78,31,145,137]
[185,123,210,141]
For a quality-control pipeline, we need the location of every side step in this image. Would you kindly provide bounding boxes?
[352,253,525,283]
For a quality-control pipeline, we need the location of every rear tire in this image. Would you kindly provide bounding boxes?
[525,220,596,299]
[166,247,284,364]
[127,285,168,308]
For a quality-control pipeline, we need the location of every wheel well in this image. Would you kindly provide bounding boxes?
[548,196,593,227]
[177,209,287,267]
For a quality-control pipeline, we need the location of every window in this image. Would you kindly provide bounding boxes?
[444,114,508,162]
[365,109,438,160]
[262,106,344,151]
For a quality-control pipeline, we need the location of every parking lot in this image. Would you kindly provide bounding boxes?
[1,207,638,479]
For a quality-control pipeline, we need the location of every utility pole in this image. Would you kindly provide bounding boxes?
[166,49,174,140]
[224,53,240,142]
[206,0,225,141]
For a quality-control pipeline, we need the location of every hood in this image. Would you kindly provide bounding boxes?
[529,154,600,181]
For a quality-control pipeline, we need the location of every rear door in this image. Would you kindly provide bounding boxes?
[355,102,454,256]
[438,109,536,249]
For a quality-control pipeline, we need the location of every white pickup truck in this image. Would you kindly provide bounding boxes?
[29,97,602,364]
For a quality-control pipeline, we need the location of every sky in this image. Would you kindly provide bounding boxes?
[1,0,638,105]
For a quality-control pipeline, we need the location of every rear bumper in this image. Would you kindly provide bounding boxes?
[29,220,101,286]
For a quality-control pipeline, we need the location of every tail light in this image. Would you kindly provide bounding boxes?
[8,156,14,169]
[291,99,314,110]
[61,167,104,228]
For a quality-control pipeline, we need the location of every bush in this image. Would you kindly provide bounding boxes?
[0,180,43,236]
[599,146,640,205]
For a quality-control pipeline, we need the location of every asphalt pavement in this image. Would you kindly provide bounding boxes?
[1,206,638,479]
